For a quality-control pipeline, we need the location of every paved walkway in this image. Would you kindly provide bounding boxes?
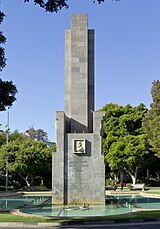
[0,218,160,228]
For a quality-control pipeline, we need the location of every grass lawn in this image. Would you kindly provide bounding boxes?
[0,211,160,222]
[0,212,48,222]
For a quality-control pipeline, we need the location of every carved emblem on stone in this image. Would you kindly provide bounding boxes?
[74,139,85,154]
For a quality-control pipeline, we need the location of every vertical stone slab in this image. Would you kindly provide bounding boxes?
[71,14,88,132]
[64,14,94,133]
[88,29,94,132]
[52,112,65,204]
[64,30,71,118]
[93,111,106,204]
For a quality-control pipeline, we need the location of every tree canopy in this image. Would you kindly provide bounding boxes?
[0,10,6,71]
[0,10,17,111]
[143,80,160,157]
[102,103,150,184]
[102,103,148,153]
[0,139,54,187]
[106,134,150,184]
[9,130,28,142]
[23,0,108,13]
[25,127,48,142]
[0,79,18,111]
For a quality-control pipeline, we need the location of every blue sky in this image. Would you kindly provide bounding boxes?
[0,0,160,142]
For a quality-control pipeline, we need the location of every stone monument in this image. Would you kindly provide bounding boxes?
[52,14,105,205]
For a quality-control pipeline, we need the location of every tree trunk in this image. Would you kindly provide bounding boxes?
[126,167,138,185]
[130,174,136,185]
[18,173,31,186]
[147,168,149,179]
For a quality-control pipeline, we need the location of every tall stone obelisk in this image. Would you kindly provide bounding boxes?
[52,14,105,205]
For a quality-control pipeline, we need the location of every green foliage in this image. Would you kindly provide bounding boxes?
[142,177,160,187]
[9,130,28,142]
[102,103,150,183]
[0,139,53,187]
[25,127,48,142]
[38,184,49,190]
[0,131,6,146]
[150,80,160,112]
[102,103,148,155]
[143,80,160,157]
[106,134,150,172]
[23,0,112,13]
[0,128,55,189]
[0,10,6,71]
[105,178,115,187]
[24,0,69,12]
[52,143,56,152]
[0,79,18,111]
[0,11,17,111]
